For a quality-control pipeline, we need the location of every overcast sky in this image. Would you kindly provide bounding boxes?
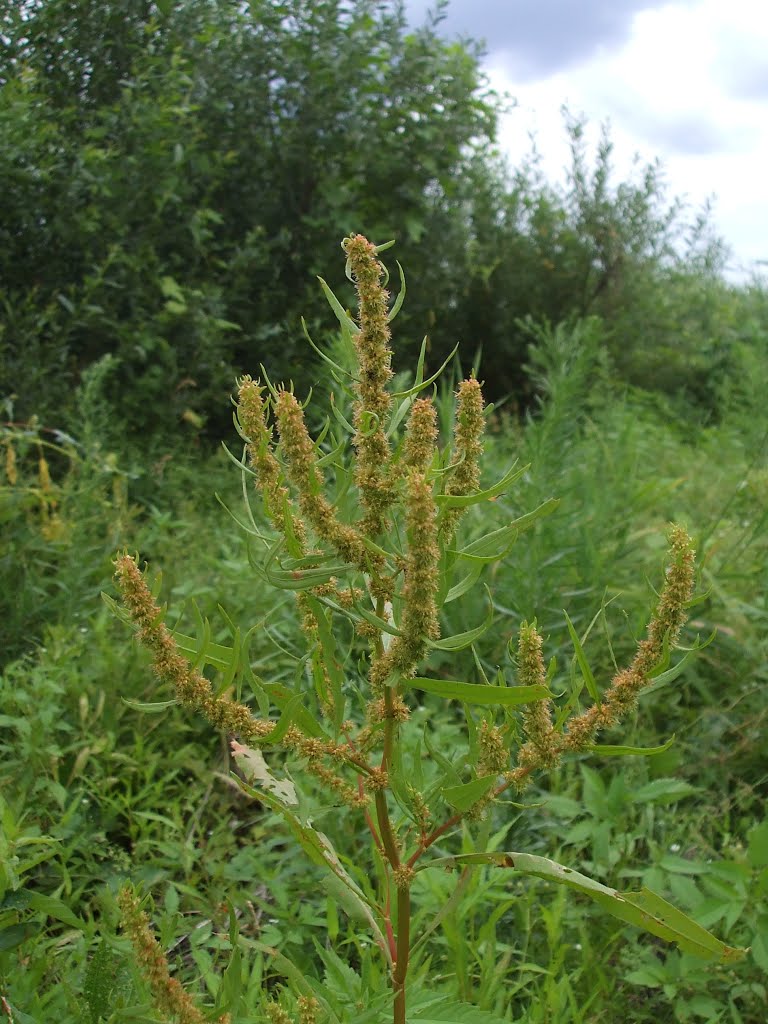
[407,0,768,279]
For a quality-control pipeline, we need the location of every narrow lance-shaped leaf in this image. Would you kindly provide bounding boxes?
[173,632,235,672]
[409,677,551,707]
[390,344,460,399]
[564,609,601,703]
[588,735,675,757]
[455,499,559,561]
[442,561,485,604]
[172,629,327,738]
[436,462,529,509]
[301,316,356,380]
[387,260,407,322]
[427,587,494,651]
[316,277,357,335]
[641,631,716,697]
[121,697,179,714]
[418,851,748,964]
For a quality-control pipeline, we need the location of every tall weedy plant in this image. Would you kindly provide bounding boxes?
[113,236,746,1023]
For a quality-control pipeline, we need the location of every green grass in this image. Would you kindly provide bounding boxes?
[2,346,767,1022]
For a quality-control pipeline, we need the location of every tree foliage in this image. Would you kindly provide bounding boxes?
[0,0,744,443]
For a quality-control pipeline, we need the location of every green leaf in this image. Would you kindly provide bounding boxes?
[250,942,340,1024]
[231,743,297,804]
[260,694,307,746]
[409,998,510,1023]
[456,499,559,560]
[263,681,328,739]
[564,610,600,703]
[121,697,178,714]
[261,561,349,592]
[24,891,84,931]
[329,391,357,434]
[632,778,698,804]
[588,736,675,757]
[349,597,403,637]
[442,775,497,812]
[317,277,357,334]
[391,344,459,399]
[387,260,407,322]
[442,562,484,604]
[303,596,346,731]
[641,631,716,696]
[174,632,234,671]
[747,820,768,868]
[84,939,131,1024]
[0,923,39,952]
[301,316,356,380]
[419,851,748,963]
[427,588,493,651]
[387,395,415,438]
[373,238,396,253]
[410,678,550,707]
[436,462,528,509]
[260,538,348,590]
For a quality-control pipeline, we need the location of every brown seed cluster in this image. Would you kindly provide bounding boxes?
[118,885,230,1024]
[237,375,300,541]
[516,622,559,770]
[114,554,274,745]
[509,525,696,787]
[343,233,396,535]
[274,390,376,576]
[441,375,485,540]
[371,469,440,689]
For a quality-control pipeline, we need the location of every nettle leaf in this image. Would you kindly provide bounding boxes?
[26,891,85,931]
[409,997,510,1024]
[419,851,747,963]
[83,939,133,1024]
[315,940,363,1002]
[250,942,341,1024]
[409,677,550,707]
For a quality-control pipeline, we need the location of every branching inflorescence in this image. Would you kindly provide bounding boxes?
[113,236,741,1024]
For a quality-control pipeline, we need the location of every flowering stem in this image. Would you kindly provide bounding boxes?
[393,886,411,1024]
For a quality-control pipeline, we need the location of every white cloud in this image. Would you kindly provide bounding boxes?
[481,0,768,276]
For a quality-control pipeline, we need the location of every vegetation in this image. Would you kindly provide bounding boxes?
[2,2,767,1022]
